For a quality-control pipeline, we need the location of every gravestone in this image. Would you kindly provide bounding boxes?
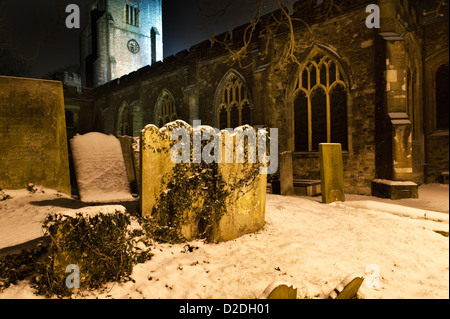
[132,137,141,193]
[259,281,298,299]
[0,76,71,194]
[319,143,345,203]
[327,273,365,299]
[70,132,134,203]
[118,136,138,194]
[279,151,294,196]
[139,121,266,243]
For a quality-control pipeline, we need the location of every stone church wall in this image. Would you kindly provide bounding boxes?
[64,0,448,195]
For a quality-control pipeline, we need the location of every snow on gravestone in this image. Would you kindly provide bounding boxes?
[70,132,134,203]
[139,121,267,242]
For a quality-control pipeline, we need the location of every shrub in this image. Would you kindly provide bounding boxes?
[33,211,152,297]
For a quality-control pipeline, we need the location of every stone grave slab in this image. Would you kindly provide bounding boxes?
[0,76,71,194]
[319,143,345,203]
[70,132,134,203]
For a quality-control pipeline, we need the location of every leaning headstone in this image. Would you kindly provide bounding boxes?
[118,136,137,194]
[327,273,365,299]
[70,132,134,203]
[319,143,345,203]
[0,76,71,194]
[259,281,298,299]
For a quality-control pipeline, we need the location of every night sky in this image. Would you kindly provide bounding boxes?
[0,0,443,78]
[0,0,280,78]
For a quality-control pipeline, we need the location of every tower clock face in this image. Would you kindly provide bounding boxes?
[127,39,140,54]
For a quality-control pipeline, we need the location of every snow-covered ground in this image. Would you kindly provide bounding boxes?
[0,185,448,299]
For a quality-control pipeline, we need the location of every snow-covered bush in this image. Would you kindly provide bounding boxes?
[33,211,152,297]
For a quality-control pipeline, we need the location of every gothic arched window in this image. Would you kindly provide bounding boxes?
[294,53,348,151]
[155,90,177,127]
[217,72,253,129]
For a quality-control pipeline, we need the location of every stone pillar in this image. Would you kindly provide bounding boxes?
[372,37,418,199]
[389,113,413,181]
[184,85,199,126]
[279,151,294,196]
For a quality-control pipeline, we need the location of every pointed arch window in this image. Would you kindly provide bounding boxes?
[155,90,177,127]
[294,53,348,151]
[217,72,253,129]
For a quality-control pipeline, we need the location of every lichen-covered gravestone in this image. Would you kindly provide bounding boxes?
[70,132,134,203]
[319,143,345,203]
[0,76,71,194]
[140,121,267,243]
[259,281,298,299]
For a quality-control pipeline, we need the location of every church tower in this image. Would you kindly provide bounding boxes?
[80,0,163,88]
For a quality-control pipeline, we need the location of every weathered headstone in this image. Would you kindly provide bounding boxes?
[139,124,178,217]
[139,121,266,243]
[70,132,134,203]
[132,137,141,193]
[259,281,298,299]
[213,127,267,242]
[327,273,365,299]
[0,76,71,194]
[279,151,294,196]
[118,135,138,194]
[319,143,345,203]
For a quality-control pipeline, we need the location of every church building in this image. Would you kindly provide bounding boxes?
[63,0,449,198]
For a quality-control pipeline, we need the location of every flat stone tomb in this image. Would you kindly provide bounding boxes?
[70,132,134,203]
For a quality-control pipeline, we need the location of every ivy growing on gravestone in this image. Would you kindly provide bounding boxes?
[141,124,264,243]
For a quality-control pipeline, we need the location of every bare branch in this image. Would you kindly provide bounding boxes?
[422,0,448,17]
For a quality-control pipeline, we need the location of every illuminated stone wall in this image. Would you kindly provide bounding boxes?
[65,0,448,195]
